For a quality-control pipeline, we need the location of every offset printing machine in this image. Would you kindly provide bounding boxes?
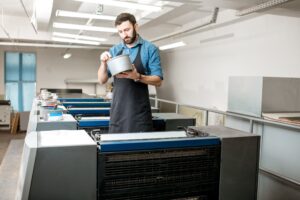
[61,101,111,108]
[152,112,196,131]
[58,97,106,102]
[16,126,260,200]
[96,130,220,200]
[29,92,163,133]
[39,90,158,118]
[27,99,78,133]
[76,113,196,133]
[57,95,110,108]
[67,107,111,116]
[57,97,111,116]
[77,116,111,128]
[66,107,159,117]
[76,116,111,133]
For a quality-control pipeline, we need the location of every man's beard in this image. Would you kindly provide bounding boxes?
[123,29,137,44]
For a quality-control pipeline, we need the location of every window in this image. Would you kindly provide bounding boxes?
[5,52,36,112]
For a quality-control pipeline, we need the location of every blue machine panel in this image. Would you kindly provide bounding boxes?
[58,98,105,102]
[78,119,110,127]
[68,108,110,115]
[63,102,111,108]
[77,118,165,129]
[99,137,220,152]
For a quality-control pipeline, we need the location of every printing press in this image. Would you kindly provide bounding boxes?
[62,101,111,108]
[20,90,260,200]
[28,91,189,134]
[65,106,159,117]
[76,112,196,134]
[58,97,106,102]
[16,126,260,200]
[67,107,111,116]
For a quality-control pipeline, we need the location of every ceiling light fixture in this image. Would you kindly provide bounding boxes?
[56,10,115,21]
[63,53,72,59]
[73,0,161,12]
[159,41,186,51]
[62,48,72,59]
[52,37,101,45]
[53,32,107,42]
[0,42,106,49]
[236,0,293,16]
[200,33,234,44]
[151,7,219,43]
[53,22,117,33]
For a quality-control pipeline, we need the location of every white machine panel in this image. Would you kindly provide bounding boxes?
[16,130,97,200]
[37,130,95,147]
[100,131,188,141]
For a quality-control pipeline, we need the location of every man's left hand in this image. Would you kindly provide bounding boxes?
[116,64,140,80]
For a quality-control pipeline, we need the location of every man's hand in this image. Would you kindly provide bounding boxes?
[116,64,140,80]
[98,51,111,84]
[115,64,162,86]
[100,51,112,63]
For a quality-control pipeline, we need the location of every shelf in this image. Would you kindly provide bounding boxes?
[65,79,99,84]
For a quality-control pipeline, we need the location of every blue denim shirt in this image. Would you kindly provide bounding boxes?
[109,36,163,79]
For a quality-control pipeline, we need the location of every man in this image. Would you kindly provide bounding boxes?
[98,13,163,133]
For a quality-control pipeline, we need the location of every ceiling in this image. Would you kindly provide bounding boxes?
[0,0,300,49]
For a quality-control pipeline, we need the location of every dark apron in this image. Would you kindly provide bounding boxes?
[109,45,153,133]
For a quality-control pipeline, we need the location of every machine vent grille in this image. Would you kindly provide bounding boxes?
[98,145,220,200]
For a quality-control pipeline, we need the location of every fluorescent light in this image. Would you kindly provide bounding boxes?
[236,0,292,16]
[73,0,161,12]
[0,42,105,49]
[53,22,117,33]
[63,53,72,59]
[36,0,53,23]
[159,41,186,51]
[200,33,234,44]
[56,10,115,21]
[53,32,107,42]
[52,37,101,45]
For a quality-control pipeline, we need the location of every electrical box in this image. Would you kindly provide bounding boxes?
[0,100,11,130]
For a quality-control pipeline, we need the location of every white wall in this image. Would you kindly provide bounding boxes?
[1,13,300,106]
[158,13,300,111]
[0,46,107,96]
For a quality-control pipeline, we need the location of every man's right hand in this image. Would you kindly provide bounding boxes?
[98,51,111,84]
[100,51,112,63]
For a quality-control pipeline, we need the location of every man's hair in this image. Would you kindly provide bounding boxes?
[115,13,136,26]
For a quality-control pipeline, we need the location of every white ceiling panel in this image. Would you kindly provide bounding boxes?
[0,0,299,48]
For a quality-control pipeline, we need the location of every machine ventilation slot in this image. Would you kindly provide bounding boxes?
[98,146,220,200]
[0,124,9,127]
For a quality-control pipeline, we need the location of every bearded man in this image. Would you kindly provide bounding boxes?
[98,13,163,133]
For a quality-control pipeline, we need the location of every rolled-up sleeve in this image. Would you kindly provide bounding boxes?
[147,45,163,80]
[107,48,116,78]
